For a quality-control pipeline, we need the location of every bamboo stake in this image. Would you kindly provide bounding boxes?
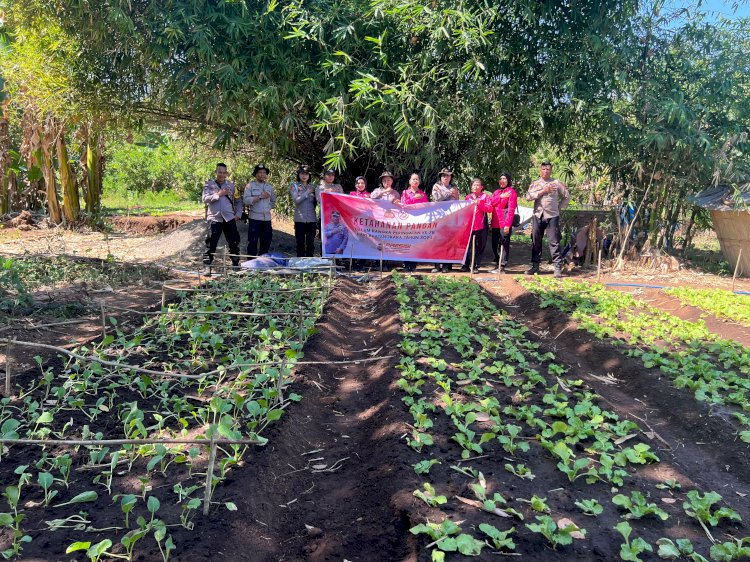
[733,248,744,291]
[222,246,227,276]
[498,246,505,275]
[162,284,326,295]
[4,340,11,396]
[161,286,166,308]
[597,247,603,282]
[470,234,476,274]
[100,301,107,338]
[379,246,384,279]
[297,307,305,342]
[203,433,217,516]
[0,437,260,446]
[96,306,318,319]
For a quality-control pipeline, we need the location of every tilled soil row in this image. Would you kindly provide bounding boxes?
[486,278,750,501]
[181,277,421,562]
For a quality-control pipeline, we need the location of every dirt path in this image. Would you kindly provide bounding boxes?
[482,277,750,500]
[175,278,420,562]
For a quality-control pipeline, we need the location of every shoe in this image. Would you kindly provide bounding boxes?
[554,267,563,279]
[472,267,480,274]
[489,268,504,274]
[525,265,540,275]
[443,265,453,272]
[501,267,506,273]
[430,266,442,273]
[202,253,213,266]
[460,266,470,272]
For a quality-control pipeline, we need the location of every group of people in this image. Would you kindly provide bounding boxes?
[202,161,570,277]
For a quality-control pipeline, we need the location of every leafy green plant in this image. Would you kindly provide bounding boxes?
[575,498,603,516]
[656,538,707,561]
[413,459,440,475]
[683,491,742,542]
[478,524,515,551]
[413,483,447,507]
[615,521,653,562]
[504,462,535,480]
[612,491,669,521]
[526,516,585,549]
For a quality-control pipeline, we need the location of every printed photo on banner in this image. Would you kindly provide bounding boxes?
[320,193,477,263]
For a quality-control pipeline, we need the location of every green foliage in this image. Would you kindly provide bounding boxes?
[526,515,585,549]
[615,521,653,562]
[666,288,750,328]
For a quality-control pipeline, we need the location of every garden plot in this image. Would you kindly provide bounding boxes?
[519,277,750,442]
[0,271,329,560]
[664,288,750,330]
[394,274,749,561]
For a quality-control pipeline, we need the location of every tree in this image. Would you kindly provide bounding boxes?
[36,0,637,185]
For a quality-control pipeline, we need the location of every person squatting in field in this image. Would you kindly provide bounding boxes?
[244,164,277,257]
[202,162,242,267]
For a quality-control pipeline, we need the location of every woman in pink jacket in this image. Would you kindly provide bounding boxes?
[462,178,493,273]
[400,173,428,272]
[489,173,518,273]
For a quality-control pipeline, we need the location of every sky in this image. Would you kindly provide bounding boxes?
[690,0,750,19]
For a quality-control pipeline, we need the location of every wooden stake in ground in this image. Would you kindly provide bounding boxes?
[379,246,384,279]
[597,247,603,281]
[4,340,11,396]
[733,248,744,291]
[470,235,476,274]
[100,301,107,338]
[203,433,217,516]
[498,246,505,275]
[297,307,305,342]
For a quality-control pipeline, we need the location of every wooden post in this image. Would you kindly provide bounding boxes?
[4,340,11,396]
[276,359,286,406]
[328,261,334,289]
[297,307,305,343]
[203,433,217,516]
[379,247,384,279]
[222,246,227,276]
[161,286,166,309]
[733,248,744,291]
[100,301,107,338]
[498,246,505,275]
[597,247,603,282]
[469,235,476,274]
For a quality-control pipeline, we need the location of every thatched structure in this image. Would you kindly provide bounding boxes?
[694,184,750,276]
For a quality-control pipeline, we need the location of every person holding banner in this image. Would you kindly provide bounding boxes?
[430,168,460,273]
[290,165,317,257]
[350,176,371,198]
[243,163,276,258]
[462,178,493,273]
[489,173,518,274]
[371,171,401,203]
[316,168,344,240]
[400,173,429,272]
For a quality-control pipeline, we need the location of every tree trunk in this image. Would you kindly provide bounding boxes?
[42,125,62,225]
[56,130,80,224]
[85,129,102,213]
[0,99,13,215]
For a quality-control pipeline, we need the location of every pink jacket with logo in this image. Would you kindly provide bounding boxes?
[401,188,428,205]
[490,187,518,229]
[465,192,493,231]
[349,190,371,198]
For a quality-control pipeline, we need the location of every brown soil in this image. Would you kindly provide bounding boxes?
[109,215,196,235]
[176,277,421,562]
[482,276,750,494]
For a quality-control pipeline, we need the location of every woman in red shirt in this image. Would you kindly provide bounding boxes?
[462,178,493,273]
[489,173,518,273]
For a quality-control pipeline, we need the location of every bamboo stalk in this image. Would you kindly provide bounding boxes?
[203,434,217,516]
[162,283,326,295]
[95,306,318,319]
[498,246,505,275]
[4,340,11,396]
[597,247,603,281]
[297,307,305,342]
[470,234,476,274]
[733,248,744,291]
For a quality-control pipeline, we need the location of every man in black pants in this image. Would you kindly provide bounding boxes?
[525,161,570,278]
[202,163,242,267]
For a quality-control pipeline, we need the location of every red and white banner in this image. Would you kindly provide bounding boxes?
[320,193,476,262]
